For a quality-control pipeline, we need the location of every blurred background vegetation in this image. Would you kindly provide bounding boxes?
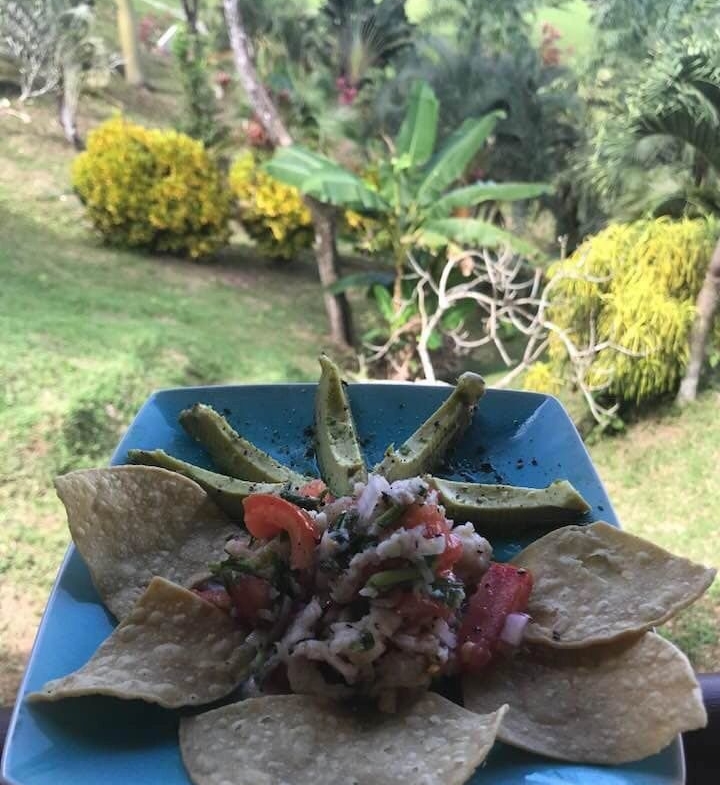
[1,0,719,702]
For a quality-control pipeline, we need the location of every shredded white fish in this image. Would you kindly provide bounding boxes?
[356,474,391,521]
[452,522,492,584]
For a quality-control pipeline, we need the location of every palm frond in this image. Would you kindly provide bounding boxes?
[581,29,720,218]
[634,108,720,172]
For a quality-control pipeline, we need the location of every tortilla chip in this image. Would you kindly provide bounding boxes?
[55,466,240,619]
[463,632,706,764]
[513,521,715,647]
[29,577,254,708]
[179,693,507,785]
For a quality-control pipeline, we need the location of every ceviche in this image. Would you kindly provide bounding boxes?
[191,473,530,713]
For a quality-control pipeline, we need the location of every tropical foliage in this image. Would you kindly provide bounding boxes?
[72,118,232,258]
[372,41,578,184]
[267,81,550,279]
[526,218,720,407]
[266,80,550,375]
[317,0,415,102]
[7,0,719,404]
[581,34,720,219]
[422,0,562,52]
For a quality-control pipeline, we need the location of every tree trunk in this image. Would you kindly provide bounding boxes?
[307,201,355,346]
[181,1,200,35]
[116,0,144,87]
[58,83,84,150]
[222,0,354,348]
[676,236,720,404]
[223,0,291,148]
[57,58,84,150]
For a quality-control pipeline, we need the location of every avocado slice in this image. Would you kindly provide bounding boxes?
[374,372,485,482]
[127,449,286,518]
[179,403,310,486]
[428,476,591,530]
[314,354,368,496]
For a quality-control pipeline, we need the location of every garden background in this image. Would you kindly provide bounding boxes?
[1,0,719,704]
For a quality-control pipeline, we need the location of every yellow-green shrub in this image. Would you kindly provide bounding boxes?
[522,361,564,396]
[72,117,232,258]
[537,217,718,405]
[229,151,313,260]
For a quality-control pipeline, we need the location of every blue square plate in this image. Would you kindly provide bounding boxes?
[2,384,684,785]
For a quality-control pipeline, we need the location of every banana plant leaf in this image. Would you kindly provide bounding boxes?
[394,81,439,168]
[416,110,504,206]
[302,169,390,211]
[265,146,388,211]
[264,146,338,189]
[428,181,553,219]
[418,218,544,259]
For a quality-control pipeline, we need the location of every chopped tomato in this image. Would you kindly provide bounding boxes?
[400,503,462,573]
[458,562,533,673]
[193,587,232,612]
[400,502,449,537]
[436,532,463,573]
[298,479,330,499]
[242,494,319,570]
[395,591,454,622]
[227,575,273,626]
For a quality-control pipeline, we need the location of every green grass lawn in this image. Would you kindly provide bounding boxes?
[0,92,336,701]
[588,395,720,670]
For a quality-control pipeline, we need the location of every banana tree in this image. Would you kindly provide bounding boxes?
[266,81,551,313]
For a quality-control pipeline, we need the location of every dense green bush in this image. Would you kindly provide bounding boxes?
[72,117,232,258]
[524,217,719,405]
[229,151,314,260]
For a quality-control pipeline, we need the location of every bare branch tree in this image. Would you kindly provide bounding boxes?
[0,1,108,147]
[366,246,644,427]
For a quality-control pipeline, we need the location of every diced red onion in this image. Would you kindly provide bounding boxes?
[499,612,530,647]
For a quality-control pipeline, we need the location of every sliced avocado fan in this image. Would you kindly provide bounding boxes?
[314,355,368,496]
[428,476,591,530]
[179,403,310,487]
[374,372,485,482]
[127,449,286,518]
